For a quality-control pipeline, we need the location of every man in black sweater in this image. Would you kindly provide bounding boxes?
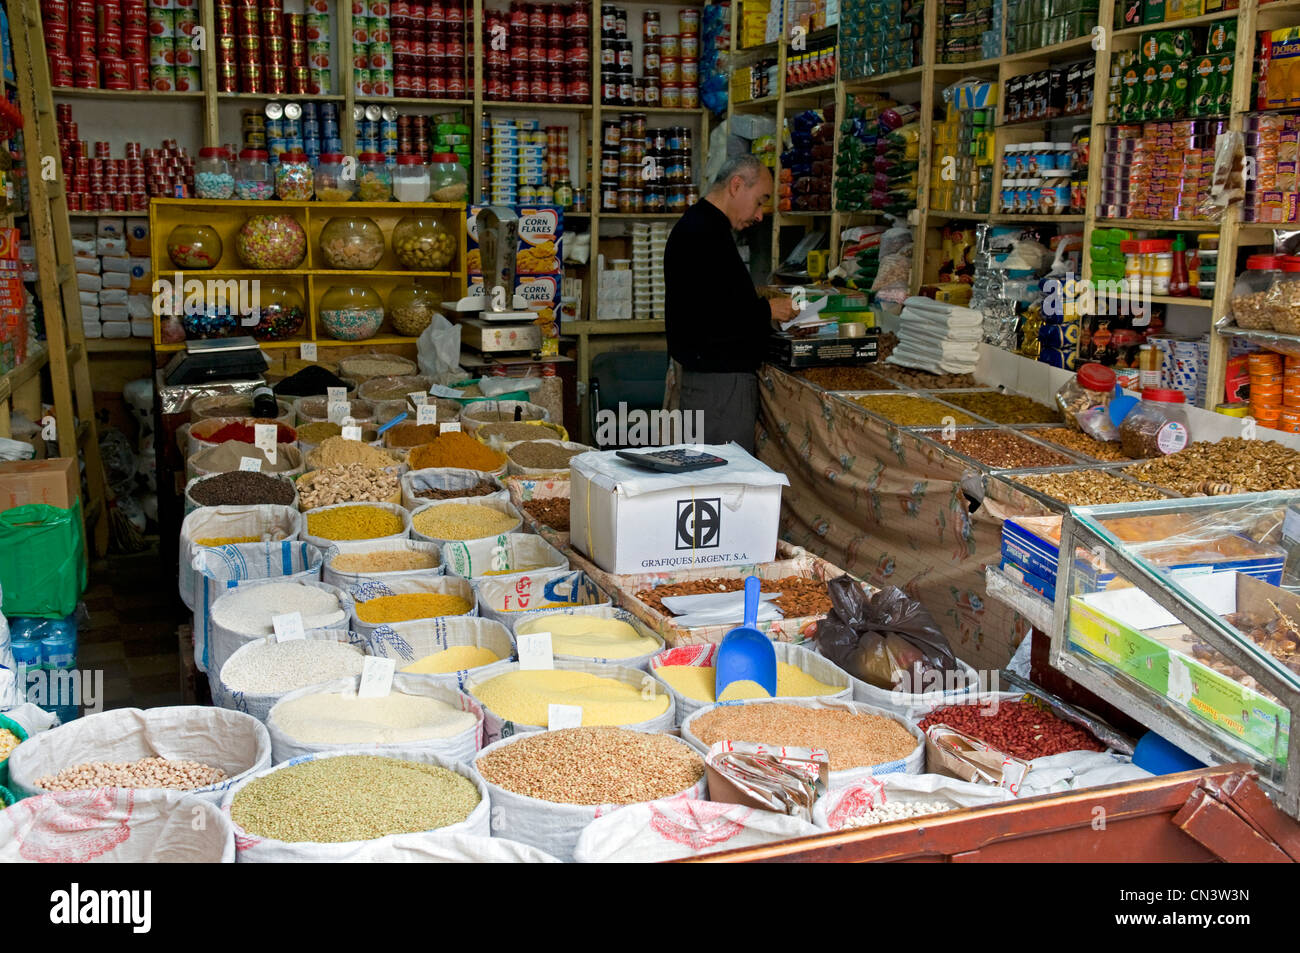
[664,154,795,453]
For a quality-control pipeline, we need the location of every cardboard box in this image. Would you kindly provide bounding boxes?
[0,458,79,511]
[570,445,787,575]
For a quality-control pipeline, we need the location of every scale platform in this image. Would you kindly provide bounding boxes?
[442,294,535,323]
[162,337,268,385]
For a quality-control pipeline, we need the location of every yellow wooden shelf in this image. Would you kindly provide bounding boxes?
[52,87,205,101]
[217,93,346,102]
[86,339,153,353]
[354,96,473,108]
[842,66,926,90]
[1095,218,1219,231]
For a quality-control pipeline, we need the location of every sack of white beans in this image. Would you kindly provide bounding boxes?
[265,675,485,765]
[178,504,304,612]
[812,773,1013,830]
[7,706,272,804]
[364,616,516,692]
[573,795,821,863]
[221,747,490,863]
[0,789,236,863]
[213,631,369,723]
[320,538,444,590]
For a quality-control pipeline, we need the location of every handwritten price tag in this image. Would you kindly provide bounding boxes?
[254,423,277,466]
[358,656,396,697]
[342,424,363,441]
[517,632,553,671]
[439,421,461,434]
[272,612,305,641]
[327,401,349,424]
[326,386,347,404]
[239,456,262,472]
[408,391,428,406]
[547,704,583,730]
[416,403,438,426]
[300,342,318,361]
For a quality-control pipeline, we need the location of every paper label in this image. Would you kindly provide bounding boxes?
[417,403,438,426]
[272,612,305,641]
[327,401,349,424]
[408,391,428,406]
[547,704,583,730]
[254,423,277,466]
[239,456,262,472]
[342,424,363,441]
[300,342,317,361]
[358,656,396,697]
[327,386,347,404]
[440,421,461,434]
[517,631,553,671]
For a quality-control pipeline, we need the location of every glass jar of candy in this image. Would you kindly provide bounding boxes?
[195,147,235,199]
[274,150,314,201]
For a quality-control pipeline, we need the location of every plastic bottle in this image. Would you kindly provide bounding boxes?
[1169,234,1190,297]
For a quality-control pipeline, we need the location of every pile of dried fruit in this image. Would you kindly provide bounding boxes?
[1125,438,1300,496]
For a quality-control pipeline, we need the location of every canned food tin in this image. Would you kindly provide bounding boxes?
[660,34,679,58]
[149,36,175,65]
[149,63,175,91]
[123,29,148,60]
[680,34,699,58]
[353,67,373,95]
[148,7,174,37]
[644,82,660,106]
[660,83,680,108]
[680,84,698,109]
[680,58,698,84]
[659,57,679,84]
[174,63,199,91]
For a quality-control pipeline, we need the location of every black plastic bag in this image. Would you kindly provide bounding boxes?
[816,577,958,692]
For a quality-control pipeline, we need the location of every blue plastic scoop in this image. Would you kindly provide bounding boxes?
[715,575,777,700]
[1108,382,1140,428]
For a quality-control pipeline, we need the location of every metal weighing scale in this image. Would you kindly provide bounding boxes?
[162,337,268,385]
[442,207,544,354]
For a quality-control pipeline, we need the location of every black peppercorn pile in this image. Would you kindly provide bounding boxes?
[190,471,296,507]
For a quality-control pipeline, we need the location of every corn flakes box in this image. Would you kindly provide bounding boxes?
[466,205,564,278]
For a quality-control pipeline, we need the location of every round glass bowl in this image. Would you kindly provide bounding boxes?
[319,285,385,342]
[167,224,223,269]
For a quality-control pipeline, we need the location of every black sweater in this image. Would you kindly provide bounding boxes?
[664,198,771,372]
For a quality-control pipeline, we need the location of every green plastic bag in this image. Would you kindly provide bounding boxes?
[0,499,87,619]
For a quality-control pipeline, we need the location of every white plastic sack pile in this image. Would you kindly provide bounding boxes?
[0,789,235,863]
[887,296,982,375]
[812,773,1012,830]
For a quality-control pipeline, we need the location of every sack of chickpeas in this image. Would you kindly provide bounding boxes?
[812,773,1013,831]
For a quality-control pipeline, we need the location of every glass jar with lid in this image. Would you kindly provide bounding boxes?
[319,284,386,341]
[315,153,356,202]
[357,152,394,201]
[1269,256,1300,334]
[388,281,440,336]
[554,179,574,208]
[274,150,314,201]
[1231,254,1284,330]
[195,146,235,199]
[319,216,385,270]
[1120,389,1189,459]
[167,224,223,269]
[428,153,467,202]
[234,148,273,200]
[392,216,456,270]
[1055,362,1118,440]
[244,284,307,341]
[393,154,431,202]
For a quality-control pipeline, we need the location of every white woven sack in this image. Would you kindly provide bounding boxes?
[442,532,567,581]
[222,747,490,862]
[265,674,484,765]
[183,472,299,516]
[401,467,507,511]
[7,706,272,804]
[187,443,303,481]
[464,658,674,745]
[649,642,852,724]
[679,696,926,789]
[513,605,665,671]
[460,400,549,435]
[812,773,1013,831]
[349,576,478,639]
[573,795,821,863]
[321,538,444,589]
[300,500,412,552]
[190,541,325,674]
[0,790,236,863]
[408,497,523,546]
[505,439,590,478]
[471,730,706,862]
[207,579,353,685]
[474,569,609,628]
[213,631,368,723]
[338,832,561,863]
[364,616,515,692]
[179,504,304,611]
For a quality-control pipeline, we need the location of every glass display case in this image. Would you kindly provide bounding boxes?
[1048,490,1300,816]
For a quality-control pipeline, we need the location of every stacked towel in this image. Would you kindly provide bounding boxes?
[886,296,982,375]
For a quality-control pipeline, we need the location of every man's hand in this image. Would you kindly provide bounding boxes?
[769,297,797,325]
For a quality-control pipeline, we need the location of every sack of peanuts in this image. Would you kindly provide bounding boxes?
[813,772,1013,831]
[0,789,237,863]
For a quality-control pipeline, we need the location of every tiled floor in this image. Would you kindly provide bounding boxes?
[81,542,189,710]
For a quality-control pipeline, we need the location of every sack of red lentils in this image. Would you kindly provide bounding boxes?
[321,538,444,590]
[363,616,516,692]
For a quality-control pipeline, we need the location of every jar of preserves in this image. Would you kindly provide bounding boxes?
[1120,389,1189,458]
[234,148,273,200]
[245,284,307,341]
[428,153,467,202]
[274,150,314,201]
[319,216,385,270]
[391,215,456,270]
[315,152,357,202]
[388,281,440,336]
[357,152,394,201]
[195,147,235,199]
[320,284,386,341]
[393,154,431,202]
[167,224,223,269]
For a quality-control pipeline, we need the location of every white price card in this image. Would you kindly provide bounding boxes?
[254,423,278,466]
[327,401,349,424]
[547,704,583,730]
[439,421,461,434]
[300,342,318,361]
[408,391,428,406]
[342,424,363,442]
[358,656,396,697]
[327,386,347,404]
[517,631,553,671]
[239,456,263,472]
[272,612,305,641]
[416,403,438,426]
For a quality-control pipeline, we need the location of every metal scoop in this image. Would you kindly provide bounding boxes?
[715,575,777,700]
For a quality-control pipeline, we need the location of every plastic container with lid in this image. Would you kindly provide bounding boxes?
[234,148,274,200]
[319,216,385,270]
[357,152,394,201]
[1269,256,1300,334]
[428,153,468,202]
[315,153,356,202]
[195,147,235,199]
[319,284,386,341]
[392,215,456,270]
[1055,362,1118,440]
[167,224,223,270]
[1231,254,1285,330]
[1120,389,1189,459]
[393,154,431,202]
[388,281,440,336]
[275,150,314,201]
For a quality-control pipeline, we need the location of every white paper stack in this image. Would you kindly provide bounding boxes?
[886,296,983,376]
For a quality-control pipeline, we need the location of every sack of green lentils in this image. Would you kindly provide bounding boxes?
[649,642,852,724]
[408,497,523,546]
[0,789,237,862]
[441,532,567,582]
[206,580,354,686]
[400,467,508,511]
[300,500,412,552]
[221,746,491,862]
[512,605,664,672]
[365,616,516,691]
[213,631,369,722]
[348,576,479,639]
[470,729,706,862]
[321,538,444,590]
[6,706,273,804]
[179,504,305,610]
[464,658,675,745]
[678,696,926,789]
[474,569,610,629]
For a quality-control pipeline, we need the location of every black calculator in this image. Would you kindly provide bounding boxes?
[615,449,729,473]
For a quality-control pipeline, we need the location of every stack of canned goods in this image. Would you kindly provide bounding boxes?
[214,0,332,96]
[599,6,700,109]
[353,0,470,99]
[43,0,202,93]
[238,102,343,163]
[599,114,696,214]
[483,119,570,206]
[57,105,192,211]
[482,0,592,104]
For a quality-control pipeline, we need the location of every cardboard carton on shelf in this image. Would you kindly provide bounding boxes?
[0,457,79,512]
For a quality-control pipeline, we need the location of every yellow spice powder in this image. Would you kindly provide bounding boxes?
[403,645,501,674]
[355,593,473,624]
[306,505,404,541]
[655,661,842,703]
[472,669,669,727]
[516,614,658,660]
[195,535,261,546]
